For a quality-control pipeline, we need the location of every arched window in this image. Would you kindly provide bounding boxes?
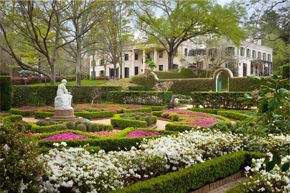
[268,54,272,61]
[240,47,245,56]
[246,49,251,57]
[252,50,256,59]
[258,52,261,59]
[263,53,266,61]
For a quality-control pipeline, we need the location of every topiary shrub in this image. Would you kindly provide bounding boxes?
[0,76,12,111]
[130,73,157,90]
[76,123,87,132]
[0,121,44,192]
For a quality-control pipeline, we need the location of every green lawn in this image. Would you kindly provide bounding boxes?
[31,80,109,86]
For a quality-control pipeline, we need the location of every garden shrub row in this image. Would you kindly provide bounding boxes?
[74,110,115,119]
[191,92,254,109]
[111,114,148,129]
[38,136,158,151]
[30,121,113,133]
[111,151,264,193]
[12,85,121,106]
[0,76,12,110]
[122,108,152,113]
[191,108,253,121]
[161,78,214,95]
[12,75,76,85]
[165,123,194,132]
[155,68,209,79]
[229,77,266,92]
[107,91,172,106]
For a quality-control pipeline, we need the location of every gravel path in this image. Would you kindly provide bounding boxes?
[22,117,38,123]
[209,177,246,193]
[90,118,111,125]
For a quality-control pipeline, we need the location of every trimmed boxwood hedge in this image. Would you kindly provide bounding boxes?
[130,74,157,90]
[107,91,172,106]
[111,114,148,129]
[161,78,214,95]
[38,136,158,151]
[229,77,266,92]
[190,108,254,121]
[165,123,194,132]
[74,110,115,119]
[191,92,254,109]
[0,76,12,110]
[12,85,121,106]
[110,151,264,193]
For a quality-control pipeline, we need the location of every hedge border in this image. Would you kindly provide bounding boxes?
[111,114,148,129]
[110,151,264,193]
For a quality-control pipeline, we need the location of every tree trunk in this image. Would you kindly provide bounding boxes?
[113,63,117,79]
[76,36,82,86]
[75,24,82,86]
[168,47,174,70]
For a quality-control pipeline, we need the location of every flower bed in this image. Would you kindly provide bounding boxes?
[127,130,160,138]
[41,132,87,141]
[226,153,290,193]
[39,130,243,193]
[162,109,220,127]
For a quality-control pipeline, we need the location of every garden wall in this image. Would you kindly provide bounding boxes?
[12,85,121,106]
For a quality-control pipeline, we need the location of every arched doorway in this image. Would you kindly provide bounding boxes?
[213,68,233,92]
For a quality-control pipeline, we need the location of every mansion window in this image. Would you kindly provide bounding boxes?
[268,54,271,61]
[252,50,256,59]
[263,53,266,61]
[184,48,188,56]
[258,52,261,59]
[246,49,251,57]
[135,53,138,60]
[159,51,163,58]
[124,54,129,61]
[159,65,163,71]
[208,48,217,57]
[240,47,245,56]
[225,47,235,56]
[100,59,104,66]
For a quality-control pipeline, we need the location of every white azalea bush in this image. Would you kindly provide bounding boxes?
[39,130,243,193]
[243,153,290,193]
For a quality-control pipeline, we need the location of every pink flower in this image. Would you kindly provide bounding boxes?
[41,132,87,141]
[127,130,160,138]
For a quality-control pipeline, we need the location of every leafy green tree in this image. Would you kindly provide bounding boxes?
[133,0,245,70]
[62,0,105,85]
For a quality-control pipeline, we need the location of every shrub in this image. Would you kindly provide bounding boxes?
[2,114,22,124]
[0,76,12,110]
[111,114,148,129]
[191,92,254,109]
[165,123,193,132]
[85,122,113,132]
[123,108,152,113]
[107,91,172,106]
[147,105,167,111]
[170,113,179,121]
[152,111,162,117]
[12,86,121,106]
[128,86,146,91]
[0,121,44,193]
[217,111,252,121]
[38,137,156,151]
[30,123,67,133]
[190,108,219,114]
[74,110,115,119]
[130,73,157,90]
[34,111,54,119]
[111,151,263,193]
[76,123,87,132]
[10,108,35,116]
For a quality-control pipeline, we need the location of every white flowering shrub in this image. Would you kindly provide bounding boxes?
[244,153,290,193]
[244,134,290,152]
[40,130,243,193]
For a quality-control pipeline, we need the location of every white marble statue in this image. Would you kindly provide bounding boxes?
[54,79,73,110]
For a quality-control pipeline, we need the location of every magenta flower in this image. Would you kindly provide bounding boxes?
[127,130,160,138]
[41,132,87,141]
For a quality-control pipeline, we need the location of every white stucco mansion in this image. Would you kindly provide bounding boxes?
[89,38,273,78]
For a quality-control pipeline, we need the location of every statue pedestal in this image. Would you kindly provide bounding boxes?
[51,109,80,121]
